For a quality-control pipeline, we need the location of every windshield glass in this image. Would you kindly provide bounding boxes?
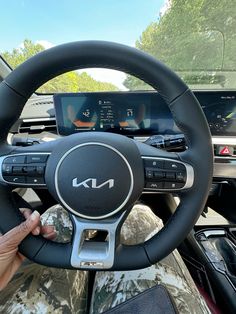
[1,0,236,92]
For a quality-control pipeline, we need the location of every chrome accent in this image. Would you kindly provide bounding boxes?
[72,178,114,189]
[202,229,226,238]
[0,152,50,187]
[135,135,236,145]
[22,117,56,123]
[215,156,236,160]
[71,212,125,269]
[55,142,134,220]
[214,159,236,178]
[133,136,149,142]
[212,136,236,145]
[142,156,194,191]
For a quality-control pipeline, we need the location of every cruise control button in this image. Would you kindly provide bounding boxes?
[26,177,45,184]
[165,172,176,180]
[26,155,48,163]
[164,160,185,171]
[164,182,184,189]
[144,159,164,169]
[154,171,165,180]
[36,166,45,175]
[4,155,26,164]
[145,182,163,189]
[23,166,37,175]
[146,170,153,179]
[4,176,26,184]
[12,166,23,174]
[2,164,12,175]
[176,172,186,182]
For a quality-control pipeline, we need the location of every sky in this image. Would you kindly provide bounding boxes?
[0,0,167,88]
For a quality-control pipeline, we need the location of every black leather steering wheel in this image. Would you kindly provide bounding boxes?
[0,41,213,270]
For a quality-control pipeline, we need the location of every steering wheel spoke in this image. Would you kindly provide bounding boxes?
[142,155,194,193]
[0,139,61,188]
[70,211,126,269]
[136,141,194,193]
[0,153,49,187]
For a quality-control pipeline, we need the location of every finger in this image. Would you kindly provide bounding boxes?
[41,225,55,235]
[20,208,41,236]
[43,231,57,240]
[31,226,40,236]
[0,211,40,251]
[19,208,32,219]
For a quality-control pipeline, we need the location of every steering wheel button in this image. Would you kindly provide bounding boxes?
[165,172,176,180]
[26,155,48,163]
[176,172,186,182]
[2,164,12,174]
[23,166,38,175]
[145,182,163,189]
[4,176,26,184]
[12,166,23,174]
[146,170,153,178]
[164,160,185,171]
[164,182,184,189]
[144,159,163,169]
[27,177,45,184]
[154,171,165,179]
[36,166,45,175]
[4,155,26,164]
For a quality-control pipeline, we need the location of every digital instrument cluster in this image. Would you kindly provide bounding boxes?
[54,92,179,136]
[54,91,236,137]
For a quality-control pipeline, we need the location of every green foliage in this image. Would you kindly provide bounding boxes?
[2,39,119,93]
[2,39,45,69]
[124,0,236,90]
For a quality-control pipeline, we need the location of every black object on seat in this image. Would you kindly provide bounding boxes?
[102,285,177,314]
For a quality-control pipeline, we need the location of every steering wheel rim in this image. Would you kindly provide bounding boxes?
[0,41,213,270]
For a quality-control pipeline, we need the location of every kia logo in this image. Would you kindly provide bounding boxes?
[72,178,114,189]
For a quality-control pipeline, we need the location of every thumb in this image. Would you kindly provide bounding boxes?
[0,211,40,251]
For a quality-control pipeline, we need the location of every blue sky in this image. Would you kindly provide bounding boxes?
[1,0,166,51]
[0,0,166,88]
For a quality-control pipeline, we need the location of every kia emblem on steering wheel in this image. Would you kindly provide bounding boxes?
[72,178,115,189]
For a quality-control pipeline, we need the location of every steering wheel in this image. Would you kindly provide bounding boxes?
[0,41,213,270]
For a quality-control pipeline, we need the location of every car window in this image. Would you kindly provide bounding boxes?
[1,0,236,92]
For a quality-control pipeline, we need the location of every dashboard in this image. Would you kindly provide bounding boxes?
[12,90,236,180]
[53,91,236,137]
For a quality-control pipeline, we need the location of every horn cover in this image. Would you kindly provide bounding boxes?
[45,132,144,219]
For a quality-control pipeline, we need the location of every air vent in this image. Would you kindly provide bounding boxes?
[19,119,57,134]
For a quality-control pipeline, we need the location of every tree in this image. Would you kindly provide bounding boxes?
[124,0,236,90]
[2,39,45,69]
[2,40,119,93]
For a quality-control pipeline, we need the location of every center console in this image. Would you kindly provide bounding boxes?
[193,227,236,313]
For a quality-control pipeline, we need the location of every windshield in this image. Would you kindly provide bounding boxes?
[1,0,236,92]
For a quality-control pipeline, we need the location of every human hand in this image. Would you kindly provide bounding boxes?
[0,209,56,290]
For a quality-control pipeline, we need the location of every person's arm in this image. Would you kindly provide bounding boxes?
[0,209,55,291]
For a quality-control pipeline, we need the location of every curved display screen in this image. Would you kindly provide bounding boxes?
[54,91,236,137]
[196,92,236,136]
[54,92,180,136]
